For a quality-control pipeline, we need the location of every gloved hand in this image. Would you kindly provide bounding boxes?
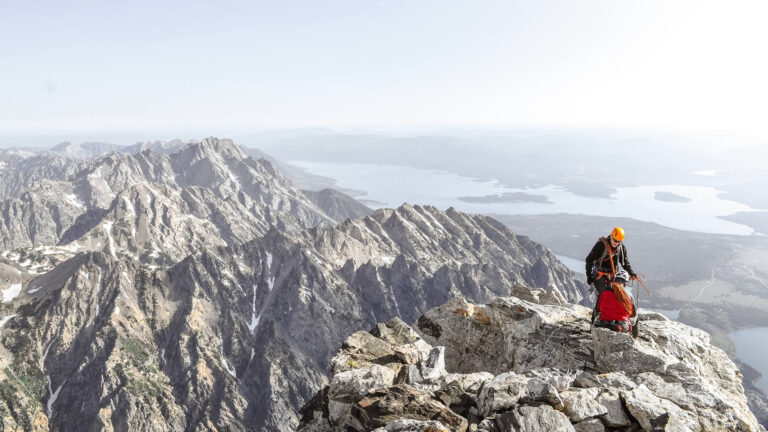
[630,274,638,280]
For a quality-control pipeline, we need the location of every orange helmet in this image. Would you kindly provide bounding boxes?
[611,227,625,242]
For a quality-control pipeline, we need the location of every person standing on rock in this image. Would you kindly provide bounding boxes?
[585,227,637,321]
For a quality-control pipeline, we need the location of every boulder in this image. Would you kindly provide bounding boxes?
[476,373,530,417]
[372,317,423,345]
[622,384,698,432]
[572,418,604,432]
[559,388,607,423]
[525,378,563,406]
[394,345,422,365]
[596,389,631,427]
[444,372,494,394]
[331,330,398,374]
[495,404,575,432]
[352,384,468,432]
[525,368,576,392]
[595,372,637,392]
[434,381,474,416]
[371,419,451,432]
[422,346,447,381]
[591,327,667,375]
[328,364,396,403]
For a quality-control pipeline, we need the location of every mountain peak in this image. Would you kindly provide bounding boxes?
[186,136,247,161]
[299,293,764,432]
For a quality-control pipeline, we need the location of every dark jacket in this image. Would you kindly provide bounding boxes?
[585,236,635,283]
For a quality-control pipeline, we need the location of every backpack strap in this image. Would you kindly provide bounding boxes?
[599,237,616,279]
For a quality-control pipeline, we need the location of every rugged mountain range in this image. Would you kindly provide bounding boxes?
[42,138,338,191]
[0,138,348,254]
[299,294,765,431]
[0,138,592,431]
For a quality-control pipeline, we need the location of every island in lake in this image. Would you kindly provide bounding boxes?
[458,191,552,204]
[654,191,692,203]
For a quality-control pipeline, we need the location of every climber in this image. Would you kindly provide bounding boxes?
[585,227,637,322]
[593,269,636,332]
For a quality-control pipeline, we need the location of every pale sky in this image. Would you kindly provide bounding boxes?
[2,0,768,137]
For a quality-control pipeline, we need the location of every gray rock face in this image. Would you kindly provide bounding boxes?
[560,388,606,423]
[328,365,396,403]
[495,405,575,432]
[0,153,85,200]
[299,296,765,432]
[572,418,604,432]
[302,188,373,221]
[0,180,88,249]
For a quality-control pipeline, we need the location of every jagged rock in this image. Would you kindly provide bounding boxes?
[595,372,637,392]
[371,419,451,432]
[510,282,540,303]
[572,371,600,389]
[596,389,631,427]
[328,364,397,403]
[560,388,607,423]
[622,384,698,431]
[0,180,88,249]
[444,372,495,394]
[352,384,468,432]
[476,373,531,417]
[332,330,399,375]
[525,378,563,405]
[434,381,474,416]
[399,364,425,384]
[418,295,595,375]
[572,418,605,432]
[591,327,667,374]
[372,318,424,345]
[299,386,330,425]
[394,345,422,365]
[495,404,575,432]
[524,368,576,392]
[422,346,447,381]
[539,283,568,306]
[478,417,500,432]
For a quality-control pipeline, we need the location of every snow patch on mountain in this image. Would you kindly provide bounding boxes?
[1,283,22,302]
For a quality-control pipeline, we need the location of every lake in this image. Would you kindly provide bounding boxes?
[291,160,763,236]
[730,327,768,394]
[554,254,584,274]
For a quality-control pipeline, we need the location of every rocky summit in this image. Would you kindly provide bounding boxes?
[299,293,766,432]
